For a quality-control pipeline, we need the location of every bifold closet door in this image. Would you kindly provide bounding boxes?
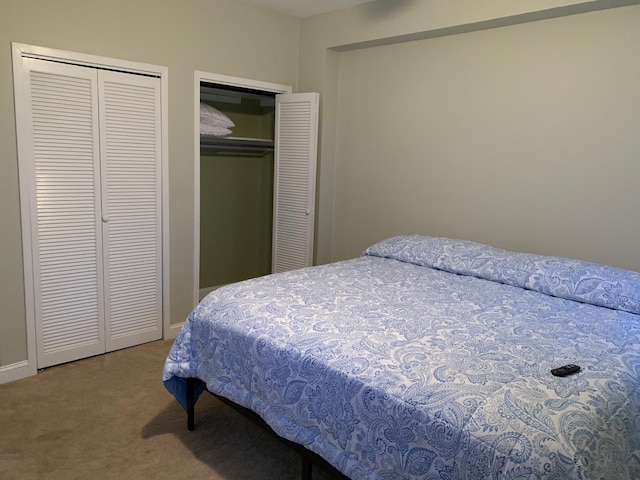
[24,58,106,368]
[98,70,162,352]
[22,59,162,368]
[272,92,319,273]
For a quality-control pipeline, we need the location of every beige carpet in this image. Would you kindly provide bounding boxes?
[0,340,344,480]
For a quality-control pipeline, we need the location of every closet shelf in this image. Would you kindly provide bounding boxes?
[201,136,274,157]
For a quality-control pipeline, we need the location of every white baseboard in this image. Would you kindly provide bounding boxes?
[3,322,188,383]
[199,286,218,300]
[167,321,185,339]
[164,285,224,341]
[0,360,36,385]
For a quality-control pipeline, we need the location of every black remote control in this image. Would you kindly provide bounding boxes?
[551,364,581,377]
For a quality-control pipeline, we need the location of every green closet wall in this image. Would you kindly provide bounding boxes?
[200,96,275,289]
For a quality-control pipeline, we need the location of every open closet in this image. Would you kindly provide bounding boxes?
[196,72,318,300]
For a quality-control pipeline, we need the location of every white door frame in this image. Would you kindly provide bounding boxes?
[192,71,292,308]
[11,43,170,380]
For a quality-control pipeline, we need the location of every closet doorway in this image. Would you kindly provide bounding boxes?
[194,72,319,303]
[13,43,169,371]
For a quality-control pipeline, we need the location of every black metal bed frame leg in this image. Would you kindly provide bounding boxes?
[187,387,350,480]
[302,457,312,480]
[187,377,195,431]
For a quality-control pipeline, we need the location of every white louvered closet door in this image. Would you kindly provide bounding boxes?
[98,71,162,351]
[22,59,162,368]
[24,59,105,368]
[272,93,319,273]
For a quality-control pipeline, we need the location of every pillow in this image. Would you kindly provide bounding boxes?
[364,234,640,315]
[200,102,235,128]
[200,123,232,137]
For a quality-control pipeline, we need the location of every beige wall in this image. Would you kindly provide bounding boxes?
[332,6,640,266]
[299,0,640,270]
[0,0,299,368]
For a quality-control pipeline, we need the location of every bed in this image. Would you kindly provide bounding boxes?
[163,235,640,479]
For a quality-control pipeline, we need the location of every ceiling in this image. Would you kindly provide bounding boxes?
[236,0,376,18]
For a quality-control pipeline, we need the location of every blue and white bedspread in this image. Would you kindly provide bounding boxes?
[163,235,640,479]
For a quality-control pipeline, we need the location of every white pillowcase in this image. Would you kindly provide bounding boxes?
[200,123,232,137]
[200,102,235,128]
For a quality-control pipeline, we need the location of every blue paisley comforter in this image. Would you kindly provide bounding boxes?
[163,235,640,479]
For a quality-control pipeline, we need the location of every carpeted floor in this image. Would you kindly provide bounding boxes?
[0,340,344,480]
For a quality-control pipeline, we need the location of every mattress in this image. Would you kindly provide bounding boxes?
[163,235,640,479]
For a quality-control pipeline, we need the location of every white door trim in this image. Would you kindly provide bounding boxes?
[193,71,292,307]
[11,42,170,381]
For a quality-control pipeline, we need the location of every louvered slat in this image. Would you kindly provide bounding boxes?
[99,71,162,349]
[27,59,105,367]
[272,93,319,273]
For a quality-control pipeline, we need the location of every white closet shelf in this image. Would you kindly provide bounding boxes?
[200,136,274,157]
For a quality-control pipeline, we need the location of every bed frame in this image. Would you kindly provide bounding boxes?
[185,378,350,480]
